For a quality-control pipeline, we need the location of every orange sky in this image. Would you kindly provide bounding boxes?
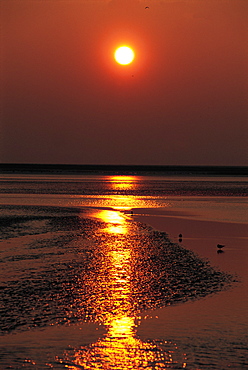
[1,0,247,166]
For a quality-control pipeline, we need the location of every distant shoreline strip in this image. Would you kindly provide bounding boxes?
[0,163,247,176]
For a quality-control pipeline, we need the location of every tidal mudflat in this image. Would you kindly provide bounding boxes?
[0,173,247,369]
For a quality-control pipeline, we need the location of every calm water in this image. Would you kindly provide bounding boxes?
[0,174,247,369]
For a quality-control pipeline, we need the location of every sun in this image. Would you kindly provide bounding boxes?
[114,46,135,65]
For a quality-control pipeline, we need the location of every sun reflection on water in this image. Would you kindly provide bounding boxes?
[60,187,187,369]
[0,176,238,369]
[109,176,138,191]
[64,315,187,369]
[92,175,162,211]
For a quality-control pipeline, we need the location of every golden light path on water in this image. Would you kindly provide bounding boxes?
[0,175,235,368]
[78,175,169,212]
[60,176,187,369]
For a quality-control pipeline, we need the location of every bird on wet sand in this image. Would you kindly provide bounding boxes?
[217,244,225,253]
[217,244,225,249]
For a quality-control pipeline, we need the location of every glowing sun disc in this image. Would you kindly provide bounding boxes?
[114,46,135,65]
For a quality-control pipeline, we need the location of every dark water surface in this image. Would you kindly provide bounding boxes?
[0,174,247,369]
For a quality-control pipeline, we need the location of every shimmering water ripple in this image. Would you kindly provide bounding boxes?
[0,205,234,369]
[0,206,232,333]
[0,176,247,196]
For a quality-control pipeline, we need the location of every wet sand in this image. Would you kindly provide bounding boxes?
[134,208,248,368]
[134,208,248,274]
[0,192,247,368]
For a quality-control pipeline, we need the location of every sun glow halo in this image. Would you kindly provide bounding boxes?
[114,46,135,65]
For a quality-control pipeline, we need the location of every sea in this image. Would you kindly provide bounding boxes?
[0,167,247,369]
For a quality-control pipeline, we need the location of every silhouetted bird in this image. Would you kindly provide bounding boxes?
[217,244,225,249]
[178,233,182,242]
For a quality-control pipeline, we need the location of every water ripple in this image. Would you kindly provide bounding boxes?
[0,208,233,336]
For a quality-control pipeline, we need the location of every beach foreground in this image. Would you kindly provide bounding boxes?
[135,209,248,369]
[0,173,247,369]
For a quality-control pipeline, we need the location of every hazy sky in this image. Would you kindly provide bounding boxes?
[1,0,247,166]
